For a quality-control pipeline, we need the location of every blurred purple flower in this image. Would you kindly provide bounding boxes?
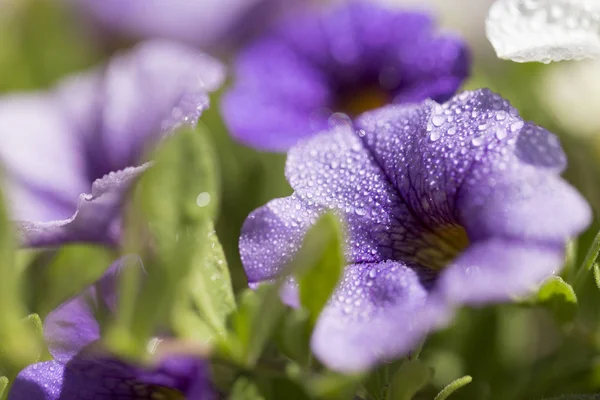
[222,0,470,151]
[69,0,293,51]
[0,40,224,247]
[239,89,591,372]
[8,259,214,400]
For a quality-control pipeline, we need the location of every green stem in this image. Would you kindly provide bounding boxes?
[574,229,600,291]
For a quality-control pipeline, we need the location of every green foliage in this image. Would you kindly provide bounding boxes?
[228,285,286,366]
[0,0,100,92]
[363,361,404,400]
[386,360,432,400]
[23,245,115,317]
[434,375,473,400]
[230,377,266,400]
[295,213,345,328]
[106,126,235,358]
[0,377,8,399]
[277,309,311,366]
[534,276,578,324]
[0,187,42,376]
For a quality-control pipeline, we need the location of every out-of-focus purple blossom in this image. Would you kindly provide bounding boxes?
[239,89,591,372]
[69,0,294,51]
[222,0,470,151]
[8,259,214,400]
[0,40,224,247]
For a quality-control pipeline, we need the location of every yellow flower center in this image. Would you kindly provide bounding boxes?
[337,85,391,116]
[413,224,470,270]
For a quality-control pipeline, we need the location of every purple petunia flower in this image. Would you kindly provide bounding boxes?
[0,40,224,247]
[8,259,215,400]
[222,0,470,151]
[239,89,592,372]
[69,0,293,51]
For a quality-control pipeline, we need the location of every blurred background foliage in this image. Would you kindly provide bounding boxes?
[1,0,600,399]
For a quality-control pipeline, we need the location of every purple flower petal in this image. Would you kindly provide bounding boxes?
[0,95,87,222]
[16,165,148,247]
[55,40,224,176]
[312,261,446,372]
[10,352,213,400]
[223,1,470,151]
[440,238,564,304]
[240,88,591,370]
[2,40,224,247]
[43,258,137,362]
[72,0,291,50]
[8,361,64,400]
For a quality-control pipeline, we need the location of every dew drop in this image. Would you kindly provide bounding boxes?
[471,135,485,147]
[432,115,445,127]
[495,111,507,121]
[510,121,524,132]
[196,192,211,207]
[495,127,508,140]
[429,130,442,142]
[355,207,367,216]
[357,129,366,137]
[447,126,457,135]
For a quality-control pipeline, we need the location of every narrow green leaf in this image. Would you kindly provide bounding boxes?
[0,186,40,373]
[230,377,266,400]
[543,395,600,400]
[186,226,235,336]
[108,127,232,358]
[534,276,578,323]
[363,360,404,400]
[277,309,311,366]
[258,376,313,400]
[295,213,345,327]
[23,245,114,317]
[229,285,285,366]
[434,375,473,400]
[574,228,600,293]
[308,372,362,400]
[386,360,432,400]
[0,376,8,399]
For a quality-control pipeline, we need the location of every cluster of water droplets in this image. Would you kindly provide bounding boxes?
[486,0,600,62]
[329,261,428,321]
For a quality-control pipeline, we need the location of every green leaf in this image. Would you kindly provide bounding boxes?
[542,395,600,400]
[308,372,362,400]
[0,186,40,374]
[108,127,233,358]
[386,360,432,400]
[0,0,100,92]
[0,376,8,399]
[185,227,235,336]
[534,276,578,324]
[229,285,286,366]
[295,213,345,327]
[23,245,114,317]
[363,361,404,400]
[434,376,473,400]
[257,376,313,400]
[277,309,311,366]
[230,377,266,400]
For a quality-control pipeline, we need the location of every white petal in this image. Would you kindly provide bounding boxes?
[486,0,600,63]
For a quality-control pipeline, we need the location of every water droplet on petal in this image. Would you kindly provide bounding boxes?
[430,130,442,142]
[510,120,524,132]
[495,127,508,140]
[472,135,485,147]
[196,192,211,207]
[432,115,445,127]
